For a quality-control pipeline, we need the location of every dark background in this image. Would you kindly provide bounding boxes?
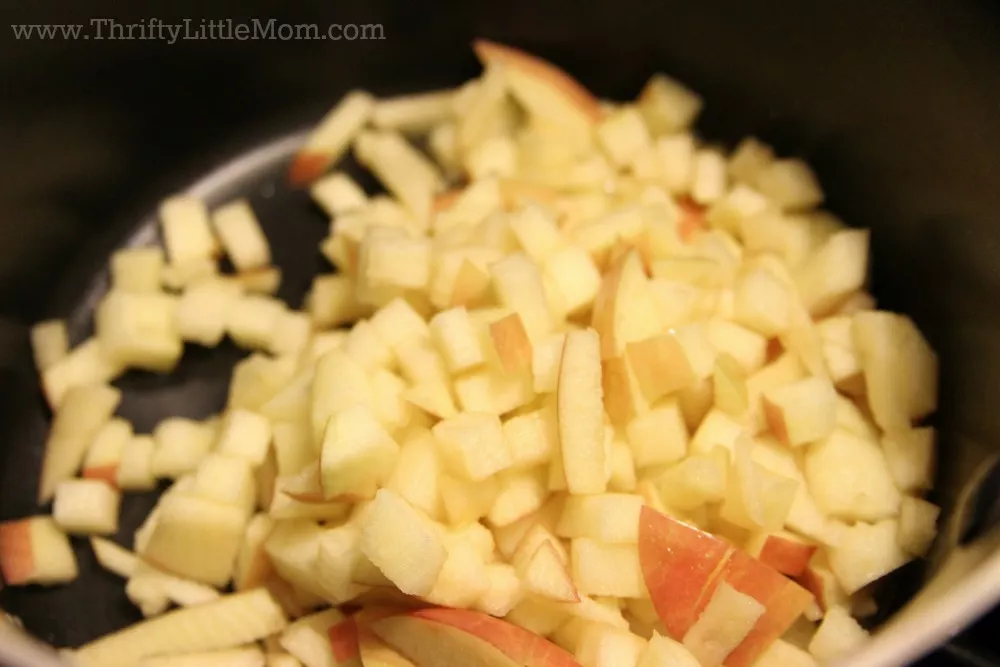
[1,0,1000,664]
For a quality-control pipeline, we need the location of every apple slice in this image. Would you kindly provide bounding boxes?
[0,516,78,586]
[373,613,522,667]
[473,39,602,146]
[714,549,815,667]
[638,506,734,638]
[38,382,121,502]
[234,514,274,591]
[290,91,375,186]
[75,589,287,667]
[558,329,608,494]
[745,531,817,578]
[394,607,583,667]
[91,537,139,579]
[593,250,664,360]
[682,581,765,667]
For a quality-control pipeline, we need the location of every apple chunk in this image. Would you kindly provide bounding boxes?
[804,429,901,522]
[321,405,400,500]
[761,376,837,447]
[745,531,817,578]
[359,489,447,597]
[0,516,78,586]
[557,329,607,494]
[682,581,765,667]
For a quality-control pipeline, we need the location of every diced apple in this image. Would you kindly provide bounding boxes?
[795,229,868,316]
[118,435,158,492]
[571,538,647,599]
[745,531,817,578]
[489,253,554,342]
[39,382,121,502]
[593,251,664,360]
[75,589,288,667]
[490,313,534,375]
[126,559,221,617]
[636,632,701,667]
[0,516,78,586]
[425,540,491,609]
[91,536,139,579]
[430,307,486,374]
[602,354,650,427]
[82,417,132,485]
[431,411,511,481]
[475,563,524,617]
[359,489,447,596]
[807,606,868,663]
[96,290,183,372]
[151,417,217,479]
[440,474,500,526]
[625,401,688,469]
[216,409,273,467]
[234,514,274,591]
[30,318,69,371]
[752,639,817,667]
[804,430,901,522]
[681,581,764,667]
[656,453,727,511]
[159,195,218,265]
[311,171,368,216]
[829,520,910,594]
[761,376,836,447]
[576,625,646,667]
[881,427,935,493]
[320,404,399,500]
[53,479,121,535]
[637,74,702,135]
[211,199,271,272]
[502,405,559,470]
[556,494,643,544]
[558,329,608,494]
[42,338,125,408]
[713,354,749,419]
[137,646,266,667]
[144,494,247,587]
[624,334,696,404]
[308,275,368,329]
[544,246,602,318]
[488,468,548,527]
[385,429,444,521]
[720,437,798,532]
[897,496,939,557]
[278,608,345,667]
[227,294,286,352]
[689,408,743,457]
[852,310,938,431]
[290,90,374,186]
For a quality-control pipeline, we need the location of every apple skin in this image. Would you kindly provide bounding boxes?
[289,152,332,187]
[638,505,734,639]
[750,533,817,578]
[0,519,33,585]
[329,616,362,665]
[678,197,706,242]
[404,608,583,667]
[471,40,604,125]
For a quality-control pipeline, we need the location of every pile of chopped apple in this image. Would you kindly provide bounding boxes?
[0,39,939,667]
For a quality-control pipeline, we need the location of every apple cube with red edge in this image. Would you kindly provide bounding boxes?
[745,531,818,578]
[328,616,362,666]
[0,516,78,586]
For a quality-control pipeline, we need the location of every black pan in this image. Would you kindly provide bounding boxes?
[2,0,1000,664]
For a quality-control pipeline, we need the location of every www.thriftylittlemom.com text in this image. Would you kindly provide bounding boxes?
[11,18,386,43]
